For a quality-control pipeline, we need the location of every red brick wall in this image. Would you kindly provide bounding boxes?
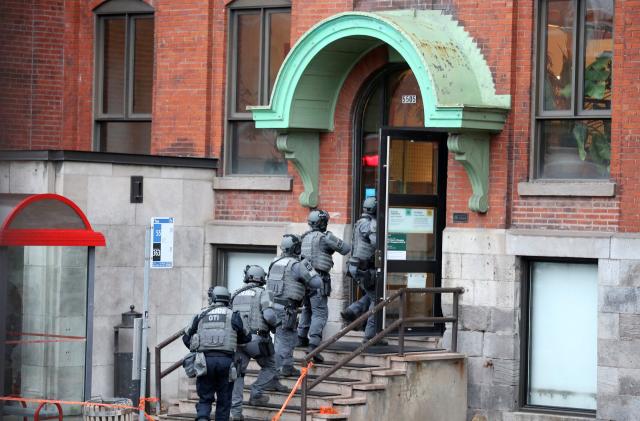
[613,2,640,233]
[291,0,352,42]
[0,0,67,150]
[3,0,639,234]
[509,1,622,232]
[152,0,211,157]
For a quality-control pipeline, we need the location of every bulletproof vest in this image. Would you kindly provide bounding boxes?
[267,257,306,302]
[232,285,269,333]
[301,230,334,272]
[352,214,376,261]
[195,305,237,353]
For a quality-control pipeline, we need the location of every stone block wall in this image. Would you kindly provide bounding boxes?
[2,159,216,402]
[443,227,640,421]
[441,228,520,421]
[596,237,640,421]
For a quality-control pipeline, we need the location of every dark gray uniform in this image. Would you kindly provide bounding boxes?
[230,283,279,418]
[183,303,245,421]
[298,230,351,347]
[346,213,377,339]
[267,256,321,372]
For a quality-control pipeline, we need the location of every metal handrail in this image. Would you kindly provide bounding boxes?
[299,287,465,420]
[154,328,185,414]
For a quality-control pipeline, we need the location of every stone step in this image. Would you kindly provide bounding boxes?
[188,371,361,398]
[292,347,391,367]
[245,359,381,383]
[311,413,349,421]
[370,368,407,385]
[239,388,345,409]
[177,400,320,421]
[343,330,441,348]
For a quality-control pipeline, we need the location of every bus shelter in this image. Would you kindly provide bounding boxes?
[0,194,105,417]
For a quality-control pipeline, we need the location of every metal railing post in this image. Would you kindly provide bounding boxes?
[154,328,187,413]
[154,347,162,414]
[452,291,459,353]
[300,375,308,421]
[398,290,405,357]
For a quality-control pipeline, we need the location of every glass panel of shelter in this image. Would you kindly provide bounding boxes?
[4,246,88,412]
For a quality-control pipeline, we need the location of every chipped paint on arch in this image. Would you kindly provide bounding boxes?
[249,10,510,132]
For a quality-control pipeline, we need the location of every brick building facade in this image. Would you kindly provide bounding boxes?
[1,0,639,420]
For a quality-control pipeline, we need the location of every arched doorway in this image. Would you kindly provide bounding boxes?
[353,66,447,334]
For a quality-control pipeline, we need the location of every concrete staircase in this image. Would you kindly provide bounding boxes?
[160,334,466,421]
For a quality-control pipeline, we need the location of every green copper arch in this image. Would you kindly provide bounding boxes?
[250,10,511,211]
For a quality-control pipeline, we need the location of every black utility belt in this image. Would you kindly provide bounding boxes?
[273,297,301,307]
[252,330,270,337]
[202,350,233,358]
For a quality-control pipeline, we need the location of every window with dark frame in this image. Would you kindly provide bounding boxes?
[226,1,291,175]
[535,0,613,180]
[94,1,154,154]
[520,259,598,415]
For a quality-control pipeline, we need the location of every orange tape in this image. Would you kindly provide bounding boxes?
[271,362,314,421]
[5,332,87,345]
[0,396,159,421]
[6,339,86,345]
[319,406,338,414]
[8,331,86,340]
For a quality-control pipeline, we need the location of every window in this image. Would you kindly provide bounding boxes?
[94,0,154,154]
[521,260,597,414]
[535,0,613,179]
[226,1,291,175]
[213,247,277,293]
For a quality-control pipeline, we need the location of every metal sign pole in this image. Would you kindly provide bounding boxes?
[139,225,151,421]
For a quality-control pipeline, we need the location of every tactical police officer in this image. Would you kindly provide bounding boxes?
[183,286,248,421]
[341,197,385,344]
[298,209,351,362]
[267,234,323,377]
[230,265,287,421]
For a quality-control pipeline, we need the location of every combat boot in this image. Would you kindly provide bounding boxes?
[248,394,269,406]
[279,365,301,377]
[296,335,309,347]
[266,380,290,392]
[340,308,357,323]
[363,337,388,346]
[306,344,325,363]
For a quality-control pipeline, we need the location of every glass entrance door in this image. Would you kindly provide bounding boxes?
[376,129,447,333]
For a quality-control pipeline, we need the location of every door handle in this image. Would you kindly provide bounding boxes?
[375,249,383,268]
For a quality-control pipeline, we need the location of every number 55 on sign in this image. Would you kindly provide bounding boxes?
[150,217,174,269]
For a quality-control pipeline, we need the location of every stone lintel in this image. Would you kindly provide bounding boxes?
[213,175,293,191]
[506,230,611,259]
[205,220,289,246]
[518,180,616,197]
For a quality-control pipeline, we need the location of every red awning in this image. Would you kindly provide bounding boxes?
[0,194,106,246]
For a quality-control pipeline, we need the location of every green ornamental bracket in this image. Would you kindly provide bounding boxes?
[447,132,491,213]
[277,132,319,208]
[250,10,510,210]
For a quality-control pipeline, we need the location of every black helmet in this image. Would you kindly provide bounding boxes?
[208,286,230,305]
[307,209,329,231]
[281,234,301,256]
[243,265,266,285]
[363,197,377,215]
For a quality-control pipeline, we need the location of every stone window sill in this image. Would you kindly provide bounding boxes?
[213,175,292,191]
[518,181,616,197]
